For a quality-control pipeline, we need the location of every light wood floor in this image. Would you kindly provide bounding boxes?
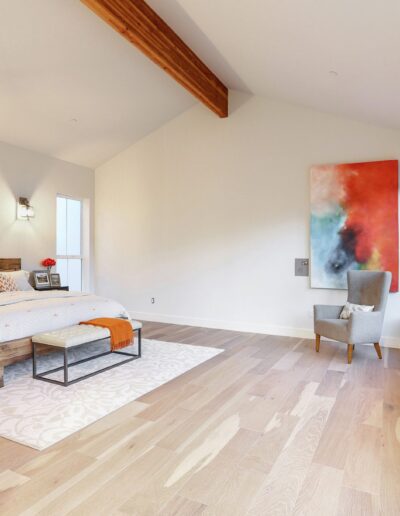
[0,322,399,515]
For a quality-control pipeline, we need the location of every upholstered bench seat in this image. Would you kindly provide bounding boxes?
[32,320,143,348]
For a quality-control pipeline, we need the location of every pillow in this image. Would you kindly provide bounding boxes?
[340,301,374,320]
[1,270,34,291]
[0,273,18,292]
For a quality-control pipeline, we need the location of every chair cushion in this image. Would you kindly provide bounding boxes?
[315,318,349,342]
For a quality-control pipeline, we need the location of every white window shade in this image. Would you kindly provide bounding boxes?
[56,196,82,291]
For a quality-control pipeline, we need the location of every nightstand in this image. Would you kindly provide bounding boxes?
[35,286,69,291]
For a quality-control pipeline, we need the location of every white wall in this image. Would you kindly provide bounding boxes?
[0,141,94,290]
[95,92,400,346]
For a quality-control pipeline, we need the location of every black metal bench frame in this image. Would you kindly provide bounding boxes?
[33,328,141,387]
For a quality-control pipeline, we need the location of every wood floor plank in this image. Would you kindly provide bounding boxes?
[159,495,206,515]
[202,465,266,516]
[380,402,400,515]
[328,348,349,373]
[342,425,382,495]
[0,437,38,472]
[0,469,30,493]
[346,352,384,389]
[384,347,400,370]
[0,452,95,515]
[117,447,200,514]
[137,383,200,421]
[157,372,260,452]
[29,409,191,515]
[337,486,381,515]
[354,387,383,429]
[66,446,174,516]
[316,370,345,397]
[248,394,335,515]
[313,380,360,469]
[240,412,299,474]
[177,428,258,505]
[293,463,343,516]
[384,368,400,406]
[272,350,303,371]
[120,414,258,513]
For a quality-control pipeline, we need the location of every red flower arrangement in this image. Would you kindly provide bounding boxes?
[41,258,56,269]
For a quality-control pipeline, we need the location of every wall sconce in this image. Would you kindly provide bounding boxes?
[17,197,35,220]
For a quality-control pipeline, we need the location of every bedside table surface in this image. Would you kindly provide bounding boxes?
[35,286,69,291]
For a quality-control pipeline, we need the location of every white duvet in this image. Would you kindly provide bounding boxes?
[0,291,130,343]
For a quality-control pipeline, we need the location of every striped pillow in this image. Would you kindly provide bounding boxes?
[0,273,18,292]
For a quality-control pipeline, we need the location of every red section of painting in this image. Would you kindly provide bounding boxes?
[339,160,398,292]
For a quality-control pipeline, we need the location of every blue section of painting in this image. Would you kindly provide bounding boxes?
[310,209,356,289]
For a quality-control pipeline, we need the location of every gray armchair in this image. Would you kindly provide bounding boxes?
[314,270,391,363]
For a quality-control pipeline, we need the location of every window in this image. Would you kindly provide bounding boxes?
[56,196,83,291]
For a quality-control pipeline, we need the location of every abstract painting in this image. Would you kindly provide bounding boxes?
[310,160,398,292]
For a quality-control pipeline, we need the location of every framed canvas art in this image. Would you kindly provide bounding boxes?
[310,160,399,292]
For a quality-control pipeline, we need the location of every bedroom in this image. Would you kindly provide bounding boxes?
[0,1,400,514]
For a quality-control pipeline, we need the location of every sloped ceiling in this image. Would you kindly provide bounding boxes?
[1,0,400,168]
[0,0,195,168]
[149,0,400,131]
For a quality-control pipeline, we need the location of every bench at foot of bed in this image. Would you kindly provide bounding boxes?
[32,321,142,387]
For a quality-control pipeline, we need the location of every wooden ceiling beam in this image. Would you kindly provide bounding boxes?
[81,0,228,117]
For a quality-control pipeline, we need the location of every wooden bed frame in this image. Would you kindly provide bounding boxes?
[0,258,44,387]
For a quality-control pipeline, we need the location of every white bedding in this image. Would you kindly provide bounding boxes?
[0,291,130,343]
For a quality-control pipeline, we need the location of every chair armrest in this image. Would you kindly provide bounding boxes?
[348,311,383,344]
[314,304,343,322]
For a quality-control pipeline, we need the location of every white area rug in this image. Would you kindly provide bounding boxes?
[0,339,222,450]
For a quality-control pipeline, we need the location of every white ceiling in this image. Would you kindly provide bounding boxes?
[150,0,400,130]
[1,1,400,168]
[0,0,195,168]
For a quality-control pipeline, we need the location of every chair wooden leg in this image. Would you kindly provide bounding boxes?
[315,334,320,353]
[374,342,382,360]
[347,343,353,364]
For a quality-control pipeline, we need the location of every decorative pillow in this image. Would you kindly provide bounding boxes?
[0,273,18,292]
[2,270,34,291]
[340,301,374,320]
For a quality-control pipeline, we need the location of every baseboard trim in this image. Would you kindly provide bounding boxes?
[129,311,400,349]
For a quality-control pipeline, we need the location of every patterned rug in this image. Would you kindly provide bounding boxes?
[0,339,222,450]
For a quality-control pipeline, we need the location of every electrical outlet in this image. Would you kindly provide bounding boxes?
[151,298,155,304]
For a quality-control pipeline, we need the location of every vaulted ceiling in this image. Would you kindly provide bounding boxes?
[0,0,195,168]
[1,0,400,168]
[152,0,400,130]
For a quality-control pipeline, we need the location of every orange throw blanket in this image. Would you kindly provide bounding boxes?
[80,318,133,351]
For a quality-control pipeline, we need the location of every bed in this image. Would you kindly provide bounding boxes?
[0,258,130,387]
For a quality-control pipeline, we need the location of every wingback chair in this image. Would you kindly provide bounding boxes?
[314,270,391,364]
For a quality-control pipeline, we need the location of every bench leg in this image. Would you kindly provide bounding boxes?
[64,348,69,386]
[32,342,37,377]
[138,328,142,357]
